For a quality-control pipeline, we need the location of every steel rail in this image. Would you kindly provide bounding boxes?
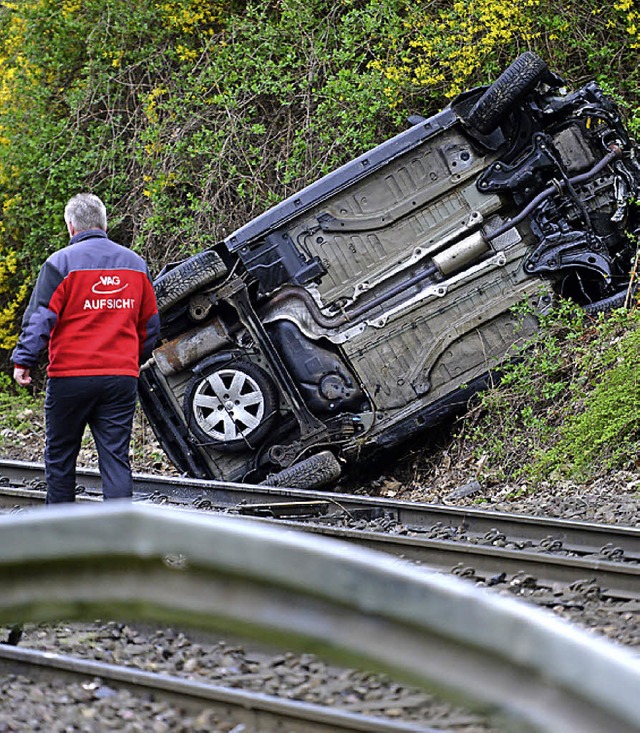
[0,645,440,733]
[2,458,639,558]
[290,523,640,600]
[1,463,639,600]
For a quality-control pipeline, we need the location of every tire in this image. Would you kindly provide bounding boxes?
[184,359,278,451]
[154,250,228,314]
[261,451,342,490]
[464,52,549,135]
[584,286,637,314]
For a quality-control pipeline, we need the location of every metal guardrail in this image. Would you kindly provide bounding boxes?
[1,503,639,733]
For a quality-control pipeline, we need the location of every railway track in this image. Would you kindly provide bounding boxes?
[2,459,639,733]
[2,459,640,600]
[0,644,445,733]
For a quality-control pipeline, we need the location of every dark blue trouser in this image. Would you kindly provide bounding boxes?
[45,375,138,503]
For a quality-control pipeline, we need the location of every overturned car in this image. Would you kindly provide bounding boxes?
[139,52,640,489]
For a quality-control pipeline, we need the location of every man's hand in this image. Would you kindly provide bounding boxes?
[13,366,32,386]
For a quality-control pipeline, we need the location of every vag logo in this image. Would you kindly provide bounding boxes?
[91,274,129,295]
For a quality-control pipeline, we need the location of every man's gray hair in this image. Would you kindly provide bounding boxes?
[64,193,108,232]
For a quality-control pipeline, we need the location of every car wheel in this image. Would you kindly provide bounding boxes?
[464,52,549,135]
[185,359,278,450]
[261,451,342,489]
[584,286,636,315]
[154,250,228,314]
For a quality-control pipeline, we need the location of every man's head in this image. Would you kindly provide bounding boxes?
[64,193,107,236]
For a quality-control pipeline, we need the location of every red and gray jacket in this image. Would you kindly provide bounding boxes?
[12,229,160,378]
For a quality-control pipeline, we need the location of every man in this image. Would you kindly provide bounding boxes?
[11,193,160,503]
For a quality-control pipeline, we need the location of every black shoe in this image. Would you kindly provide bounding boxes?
[4,624,23,646]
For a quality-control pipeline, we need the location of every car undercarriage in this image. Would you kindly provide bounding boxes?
[139,53,640,489]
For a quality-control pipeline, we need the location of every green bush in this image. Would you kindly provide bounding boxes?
[0,372,44,437]
[1,0,638,357]
[0,0,412,356]
[460,301,640,485]
[374,0,640,131]
[532,310,640,479]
